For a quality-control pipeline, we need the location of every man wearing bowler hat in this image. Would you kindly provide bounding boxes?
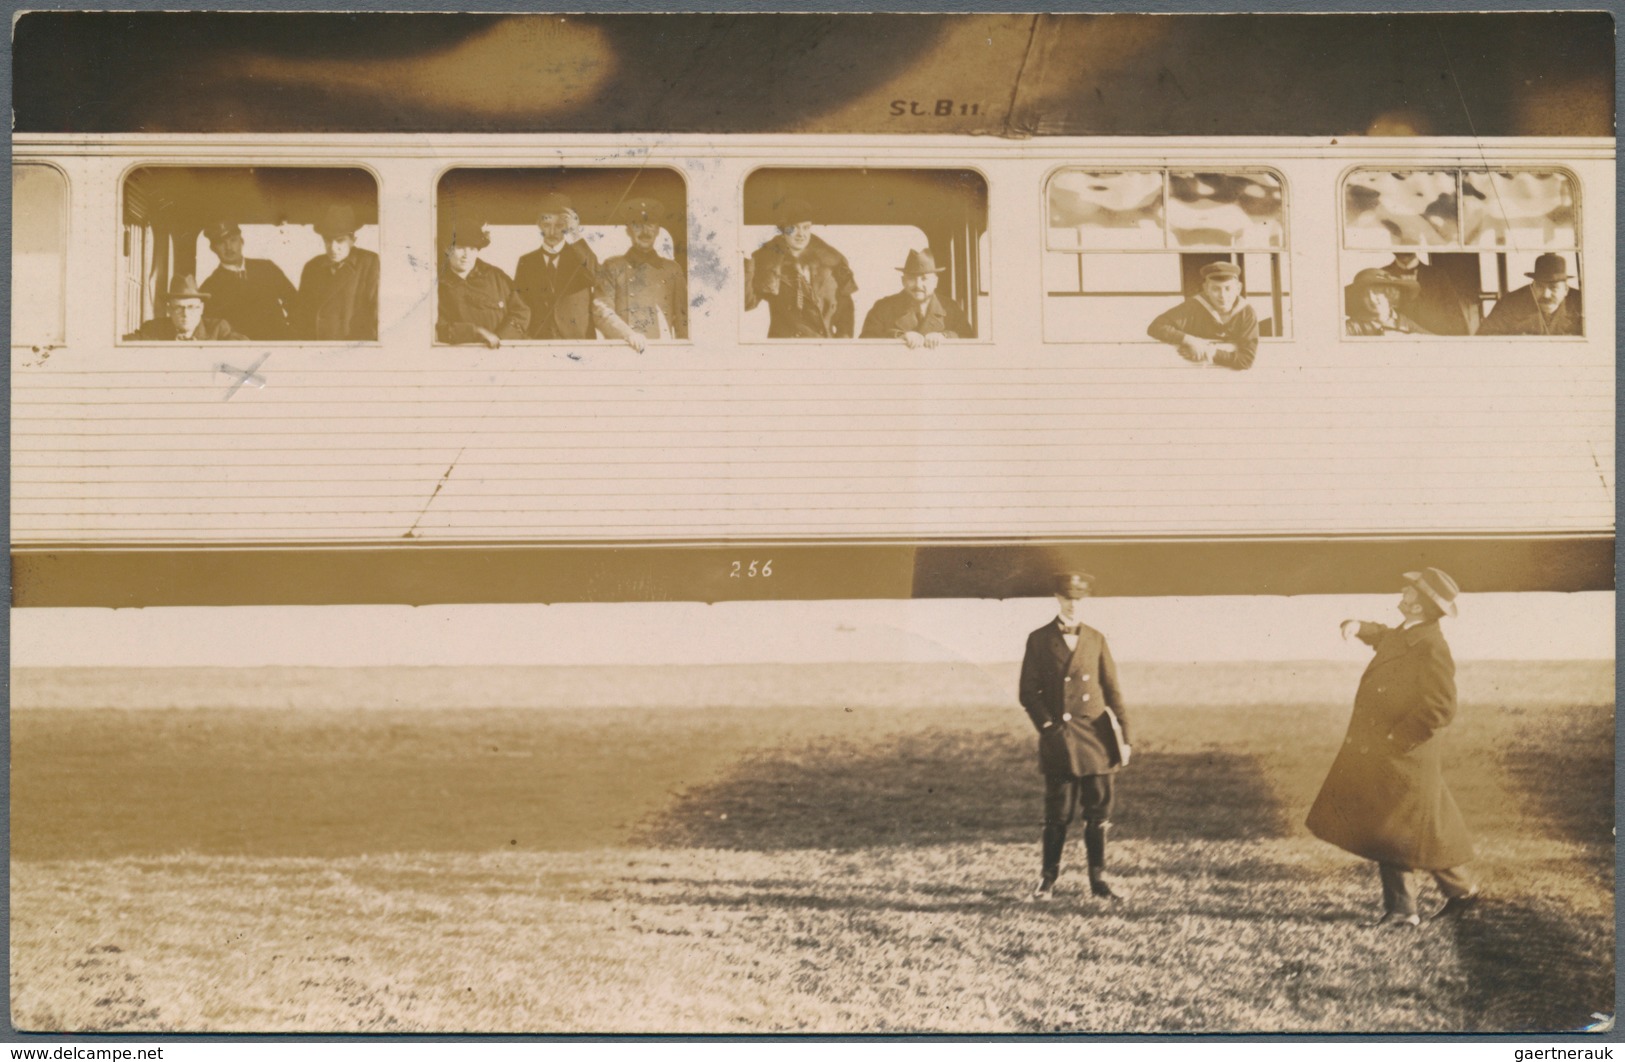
[513,192,638,347]
[1307,568,1481,929]
[1146,260,1257,370]
[1019,571,1131,901]
[295,204,380,342]
[198,220,297,340]
[745,197,857,339]
[123,274,248,341]
[436,215,530,348]
[599,197,687,346]
[1478,253,1582,336]
[859,248,973,347]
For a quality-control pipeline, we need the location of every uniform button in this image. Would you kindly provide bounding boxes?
[1064,676,1072,683]
[1082,693,1091,702]
[1061,713,1072,722]
[1082,675,1091,681]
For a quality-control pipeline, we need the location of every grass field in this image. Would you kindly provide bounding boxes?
[9,660,1615,1034]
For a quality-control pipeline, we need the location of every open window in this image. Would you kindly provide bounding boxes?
[120,166,379,343]
[1340,168,1582,337]
[434,167,688,345]
[12,163,68,348]
[742,168,988,342]
[1045,169,1290,343]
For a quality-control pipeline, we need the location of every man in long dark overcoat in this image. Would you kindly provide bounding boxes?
[1018,572,1130,901]
[1307,568,1481,928]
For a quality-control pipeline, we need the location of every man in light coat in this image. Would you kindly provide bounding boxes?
[1307,567,1481,928]
[1018,572,1131,901]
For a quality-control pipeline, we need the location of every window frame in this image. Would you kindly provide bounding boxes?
[12,160,71,349]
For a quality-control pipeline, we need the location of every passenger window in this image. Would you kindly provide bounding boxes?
[434,167,688,347]
[119,166,378,343]
[12,163,68,347]
[742,168,988,342]
[1044,169,1291,357]
[1340,168,1581,337]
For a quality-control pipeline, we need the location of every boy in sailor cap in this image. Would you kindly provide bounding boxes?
[1146,260,1258,370]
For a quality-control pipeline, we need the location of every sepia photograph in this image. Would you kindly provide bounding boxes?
[7,9,1616,1037]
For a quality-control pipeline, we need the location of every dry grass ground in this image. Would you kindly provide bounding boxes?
[9,660,1614,1034]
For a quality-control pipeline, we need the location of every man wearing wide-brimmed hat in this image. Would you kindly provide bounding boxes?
[1307,568,1481,929]
[198,220,298,340]
[294,204,380,342]
[1478,252,1582,336]
[1018,571,1131,902]
[1146,260,1257,369]
[1343,268,1430,336]
[745,197,857,338]
[858,248,973,347]
[436,215,530,348]
[599,197,688,346]
[123,274,248,342]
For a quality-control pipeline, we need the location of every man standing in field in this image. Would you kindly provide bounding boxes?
[1307,568,1481,929]
[1019,572,1131,901]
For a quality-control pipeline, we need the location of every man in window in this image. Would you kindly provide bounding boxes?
[198,221,297,341]
[599,197,686,347]
[745,198,857,339]
[1380,252,1474,336]
[124,275,247,341]
[1146,261,1257,370]
[295,205,380,342]
[1478,253,1582,336]
[436,216,530,348]
[513,192,638,347]
[1344,269,1430,336]
[859,248,972,348]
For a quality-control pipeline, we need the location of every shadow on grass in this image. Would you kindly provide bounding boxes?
[1451,899,1615,1033]
[1494,702,1615,849]
[635,730,1290,851]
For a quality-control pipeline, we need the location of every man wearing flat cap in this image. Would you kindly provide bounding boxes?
[1478,253,1583,336]
[513,192,639,348]
[295,205,380,342]
[859,248,973,347]
[1146,261,1257,370]
[124,275,248,341]
[436,216,530,348]
[1018,572,1131,901]
[1307,568,1481,929]
[599,197,688,347]
[1344,269,1431,336]
[745,198,857,339]
[198,220,297,340]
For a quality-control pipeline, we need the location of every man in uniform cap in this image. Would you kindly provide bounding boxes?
[512,192,640,348]
[295,204,380,342]
[436,215,530,348]
[1307,567,1481,928]
[1478,253,1583,336]
[124,275,248,341]
[859,248,973,347]
[1018,571,1131,901]
[198,220,298,340]
[1343,268,1429,336]
[745,197,857,338]
[598,196,688,348]
[1146,260,1258,370]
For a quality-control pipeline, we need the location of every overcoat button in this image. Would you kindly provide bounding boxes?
[1082,675,1091,681]
[1062,713,1072,722]
[1082,693,1091,702]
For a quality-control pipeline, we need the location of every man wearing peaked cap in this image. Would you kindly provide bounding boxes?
[1146,259,1258,370]
[600,196,688,346]
[859,248,974,347]
[513,191,641,348]
[199,219,297,341]
[295,204,379,341]
[1307,567,1481,929]
[1018,571,1131,902]
[1478,252,1583,336]
[745,196,857,338]
[437,215,530,348]
[123,274,248,342]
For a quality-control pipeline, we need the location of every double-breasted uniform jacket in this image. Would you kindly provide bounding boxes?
[123,316,248,342]
[745,234,858,338]
[600,248,689,339]
[1019,619,1129,779]
[859,290,973,340]
[296,248,380,341]
[1306,620,1475,870]
[513,241,631,341]
[201,259,298,340]
[436,260,531,344]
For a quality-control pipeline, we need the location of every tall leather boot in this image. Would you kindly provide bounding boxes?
[1033,823,1066,899]
[1084,820,1120,900]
